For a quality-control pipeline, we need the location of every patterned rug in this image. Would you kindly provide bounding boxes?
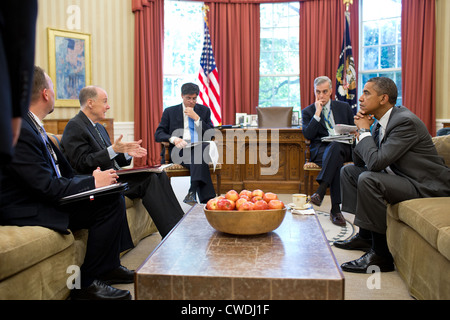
[315,211,355,245]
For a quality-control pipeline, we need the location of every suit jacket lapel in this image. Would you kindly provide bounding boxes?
[78,111,107,149]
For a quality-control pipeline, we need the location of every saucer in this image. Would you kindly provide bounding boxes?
[287,203,312,210]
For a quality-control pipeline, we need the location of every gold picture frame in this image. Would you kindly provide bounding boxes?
[47,28,91,107]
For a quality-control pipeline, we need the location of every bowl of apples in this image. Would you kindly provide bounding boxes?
[204,189,286,235]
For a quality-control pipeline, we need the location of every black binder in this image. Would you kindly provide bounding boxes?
[59,182,129,205]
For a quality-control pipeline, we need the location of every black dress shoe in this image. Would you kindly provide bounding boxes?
[310,193,323,206]
[70,280,132,300]
[183,191,197,205]
[98,265,134,285]
[330,211,346,227]
[334,233,372,252]
[341,249,395,273]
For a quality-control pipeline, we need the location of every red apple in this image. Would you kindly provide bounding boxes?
[268,199,284,210]
[238,201,254,211]
[251,195,263,203]
[235,198,247,210]
[206,198,219,210]
[252,189,265,198]
[239,194,250,201]
[263,192,278,203]
[217,198,235,210]
[225,189,239,202]
[253,199,269,210]
[239,189,252,198]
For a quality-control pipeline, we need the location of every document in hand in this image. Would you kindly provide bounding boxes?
[334,124,358,135]
[59,182,129,205]
[116,164,173,175]
[321,134,355,145]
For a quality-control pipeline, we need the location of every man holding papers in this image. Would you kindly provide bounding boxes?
[0,66,134,300]
[155,83,216,205]
[61,86,184,239]
[302,76,355,226]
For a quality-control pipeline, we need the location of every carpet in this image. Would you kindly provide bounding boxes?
[315,210,355,244]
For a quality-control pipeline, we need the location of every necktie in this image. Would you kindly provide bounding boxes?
[373,122,381,147]
[189,117,198,143]
[28,112,61,178]
[323,106,334,133]
[94,124,121,170]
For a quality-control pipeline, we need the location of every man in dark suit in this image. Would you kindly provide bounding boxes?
[302,76,355,226]
[155,83,216,205]
[336,77,450,273]
[61,86,184,239]
[0,66,134,300]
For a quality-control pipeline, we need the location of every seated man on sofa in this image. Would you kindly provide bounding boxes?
[0,66,134,300]
[335,77,450,273]
[61,86,184,239]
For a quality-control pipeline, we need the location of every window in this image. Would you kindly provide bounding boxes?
[163,1,203,109]
[359,0,402,105]
[259,2,300,112]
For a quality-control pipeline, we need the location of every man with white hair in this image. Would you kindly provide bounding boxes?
[302,76,355,226]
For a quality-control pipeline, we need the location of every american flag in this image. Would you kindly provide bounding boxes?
[198,21,221,126]
[335,11,357,114]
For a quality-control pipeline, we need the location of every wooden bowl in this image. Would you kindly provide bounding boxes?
[203,207,287,235]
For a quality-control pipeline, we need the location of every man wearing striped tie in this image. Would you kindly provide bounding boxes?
[155,83,216,205]
[302,76,355,226]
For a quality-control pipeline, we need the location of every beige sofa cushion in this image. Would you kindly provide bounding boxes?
[438,227,450,261]
[0,226,74,281]
[389,198,450,257]
[432,134,450,166]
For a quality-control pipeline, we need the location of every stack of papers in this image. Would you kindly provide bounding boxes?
[334,124,358,135]
[321,134,355,144]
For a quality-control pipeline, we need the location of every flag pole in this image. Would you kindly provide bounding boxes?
[202,5,210,27]
[343,0,353,12]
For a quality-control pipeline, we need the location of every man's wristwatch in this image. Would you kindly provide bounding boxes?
[358,128,370,134]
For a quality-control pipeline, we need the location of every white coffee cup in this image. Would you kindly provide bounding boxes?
[292,193,310,208]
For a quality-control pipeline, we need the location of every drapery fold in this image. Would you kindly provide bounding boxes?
[132,0,164,166]
[401,0,436,135]
[299,0,359,110]
[207,2,260,125]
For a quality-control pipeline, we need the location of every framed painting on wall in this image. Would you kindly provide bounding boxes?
[47,28,91,107]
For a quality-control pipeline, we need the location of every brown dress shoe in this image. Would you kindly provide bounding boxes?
[330,211,346,226]
[310,193,323,206]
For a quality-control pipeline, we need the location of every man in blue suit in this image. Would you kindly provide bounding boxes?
[155,83,216,205]
[302,76,355,226]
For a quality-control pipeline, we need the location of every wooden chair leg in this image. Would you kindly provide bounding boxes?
[303,171,309,195]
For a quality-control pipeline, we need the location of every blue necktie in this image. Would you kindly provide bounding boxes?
[40,126,61,178]
[189,118,198,143]
[372,122,381,147]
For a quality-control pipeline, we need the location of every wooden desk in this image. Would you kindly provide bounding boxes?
[216,127,305,193]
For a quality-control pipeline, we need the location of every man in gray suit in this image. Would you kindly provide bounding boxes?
[335,77,450,273]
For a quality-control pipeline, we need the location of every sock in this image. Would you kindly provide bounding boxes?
[189,181,199,194]
[358,228,372,241]
[316,181,329,198]
[330,203,341,214]
[371,231,392,258]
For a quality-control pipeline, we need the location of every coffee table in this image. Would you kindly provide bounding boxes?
[135,204,344,300]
